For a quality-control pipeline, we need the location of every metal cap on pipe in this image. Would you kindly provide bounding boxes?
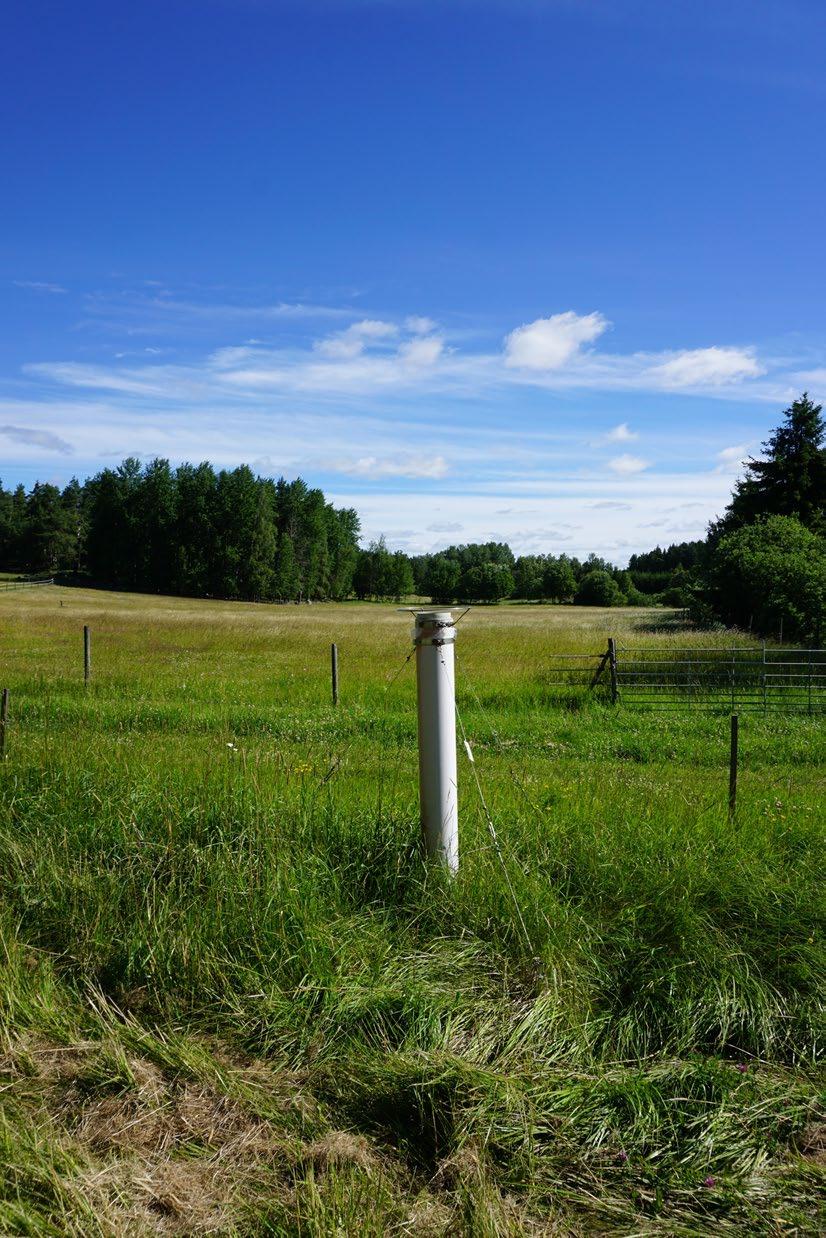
[397,608,464,646]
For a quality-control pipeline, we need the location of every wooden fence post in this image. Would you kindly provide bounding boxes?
[608,637,619,705]
[84,625,91,685]
[0,689,8,759]
[728,713,739,818]
[331,642,339,706]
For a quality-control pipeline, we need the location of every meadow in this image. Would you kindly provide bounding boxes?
[0,586,823,1236]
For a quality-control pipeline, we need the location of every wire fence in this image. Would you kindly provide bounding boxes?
[0,577,54,593]
[545,642,826,713]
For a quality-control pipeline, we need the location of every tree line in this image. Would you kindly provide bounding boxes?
[353,537,648,606]
[0,458,360,602]
[627,394,825,641]
[1,395,823,635]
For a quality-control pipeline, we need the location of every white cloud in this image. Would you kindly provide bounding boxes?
[646,346,763,388]
[426,521,464,533]
[28,308,782,407]
[715,443,752,472]
[406,315,438,335]
[605,421,637,442]
[504,311,609,370]
[608,454,650,475]
[337,453,448,479]
[591,421,638,446]
[315,318,398,359]
[397,335,444,367]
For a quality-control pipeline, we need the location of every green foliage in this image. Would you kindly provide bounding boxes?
[424,554,462,602]
[716,393,826,536]
[574,569,623,607]
[542,555,576,602]
[707,515,826,641]
[459,561,514,603]
[632,395,826,635]
[353,538,413,600]
[0,459,361,603]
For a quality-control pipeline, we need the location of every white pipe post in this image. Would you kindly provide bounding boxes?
[413,610,459,874]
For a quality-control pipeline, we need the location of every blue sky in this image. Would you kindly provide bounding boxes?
[2,0,825,561]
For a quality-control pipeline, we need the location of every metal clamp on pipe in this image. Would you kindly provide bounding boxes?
[397,608,461,873]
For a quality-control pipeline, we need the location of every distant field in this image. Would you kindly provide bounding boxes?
[0,586,823,1235]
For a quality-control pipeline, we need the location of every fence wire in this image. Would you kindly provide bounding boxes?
[545,644,826,713]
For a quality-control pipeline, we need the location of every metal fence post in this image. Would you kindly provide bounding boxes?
[728,713,739,818]
[0,689,8,759]
[608,637,618,705]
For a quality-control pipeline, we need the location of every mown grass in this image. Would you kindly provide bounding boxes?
[0,586,823,1235]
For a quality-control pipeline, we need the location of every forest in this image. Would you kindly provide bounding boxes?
[0,460,361,602]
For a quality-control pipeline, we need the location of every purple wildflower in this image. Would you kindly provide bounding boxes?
[703,1176,717,1188]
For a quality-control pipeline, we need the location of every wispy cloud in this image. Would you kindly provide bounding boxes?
[13,280,67,295]
[426,520,464,533]
[334,453,449,480]
[30,308,783,406]
[0,424,73,454]
[314,319,398,359]
[645,346,763,387]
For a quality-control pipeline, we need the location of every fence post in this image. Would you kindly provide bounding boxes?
[413,610,459,874]
[728,713,739,818]
[83,625,91,685]
[730,652,736,712]
[608,637,619,705]
[331,642,339,706]
[0,689,8,759]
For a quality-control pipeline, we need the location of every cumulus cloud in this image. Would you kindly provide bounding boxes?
[504,311,608,370]
[0,424,73,454]
[608,454,650,475]
[604,422,637,442]
[646,346,763,388]
[591,422,638,446]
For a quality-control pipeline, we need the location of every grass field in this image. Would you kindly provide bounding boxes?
[0,585,823,1235]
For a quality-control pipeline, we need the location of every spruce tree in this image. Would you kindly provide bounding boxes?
[717,393,825,535]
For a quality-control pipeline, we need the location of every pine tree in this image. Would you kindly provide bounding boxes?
[275,532,301,600]
[716,393,825,535]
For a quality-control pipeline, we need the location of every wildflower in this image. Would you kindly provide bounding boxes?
[226,742,237,750]
[703,1176,717,1188]
[736,1062,748,1073]
[617,1150,628,1163]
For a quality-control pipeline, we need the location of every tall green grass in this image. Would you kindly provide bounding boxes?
[0,588,823,1234]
